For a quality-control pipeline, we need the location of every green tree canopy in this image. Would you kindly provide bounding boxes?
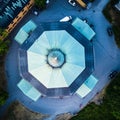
[0,89,8,106]
[34,0,46,9]
[71,73,120,120]
[0,40,10,56]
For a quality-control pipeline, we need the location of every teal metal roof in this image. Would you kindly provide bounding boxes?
[22,20,37,33]
[15,20,37,44]
[15,29,29,44]
[27,30,85,88]
[76,84,91,98]
[17,79,41,101]
[76,75,98,98]
[72,17,95,40]
[84,75,98,90]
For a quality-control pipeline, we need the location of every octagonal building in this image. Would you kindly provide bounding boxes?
[15,19,97,102]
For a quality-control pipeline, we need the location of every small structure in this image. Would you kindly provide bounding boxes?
[76,75,98,98]
[15,20,37,44]
[17,79,41,101]
[72,17,95,41]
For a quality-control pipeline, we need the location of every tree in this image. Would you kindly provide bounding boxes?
[0,40,10,56]
[34,0,46,10]
[0,28,8,41]
[104,73,120,120]
[0,89,8,106]
[71,73,120,120]
[102,0,120,48]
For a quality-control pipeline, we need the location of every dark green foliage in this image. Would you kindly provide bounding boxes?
[34,0,46,10]
[102,0,120,48]
[112,25,120,47]
[71,103,115,120]
[0,28,8,39]
[0,40,10,56]
[0,89,8,106]
[71,73,120,120]
[104,74,120,120]
[0,28,3,35]
[88,0,95,2]
[110,0,119,5]
[102,5,112,23]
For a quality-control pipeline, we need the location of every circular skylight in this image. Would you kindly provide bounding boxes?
[47,49,65,68]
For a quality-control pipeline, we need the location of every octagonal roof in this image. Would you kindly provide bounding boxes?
[18,22,94,96]
[27,30,85,88]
